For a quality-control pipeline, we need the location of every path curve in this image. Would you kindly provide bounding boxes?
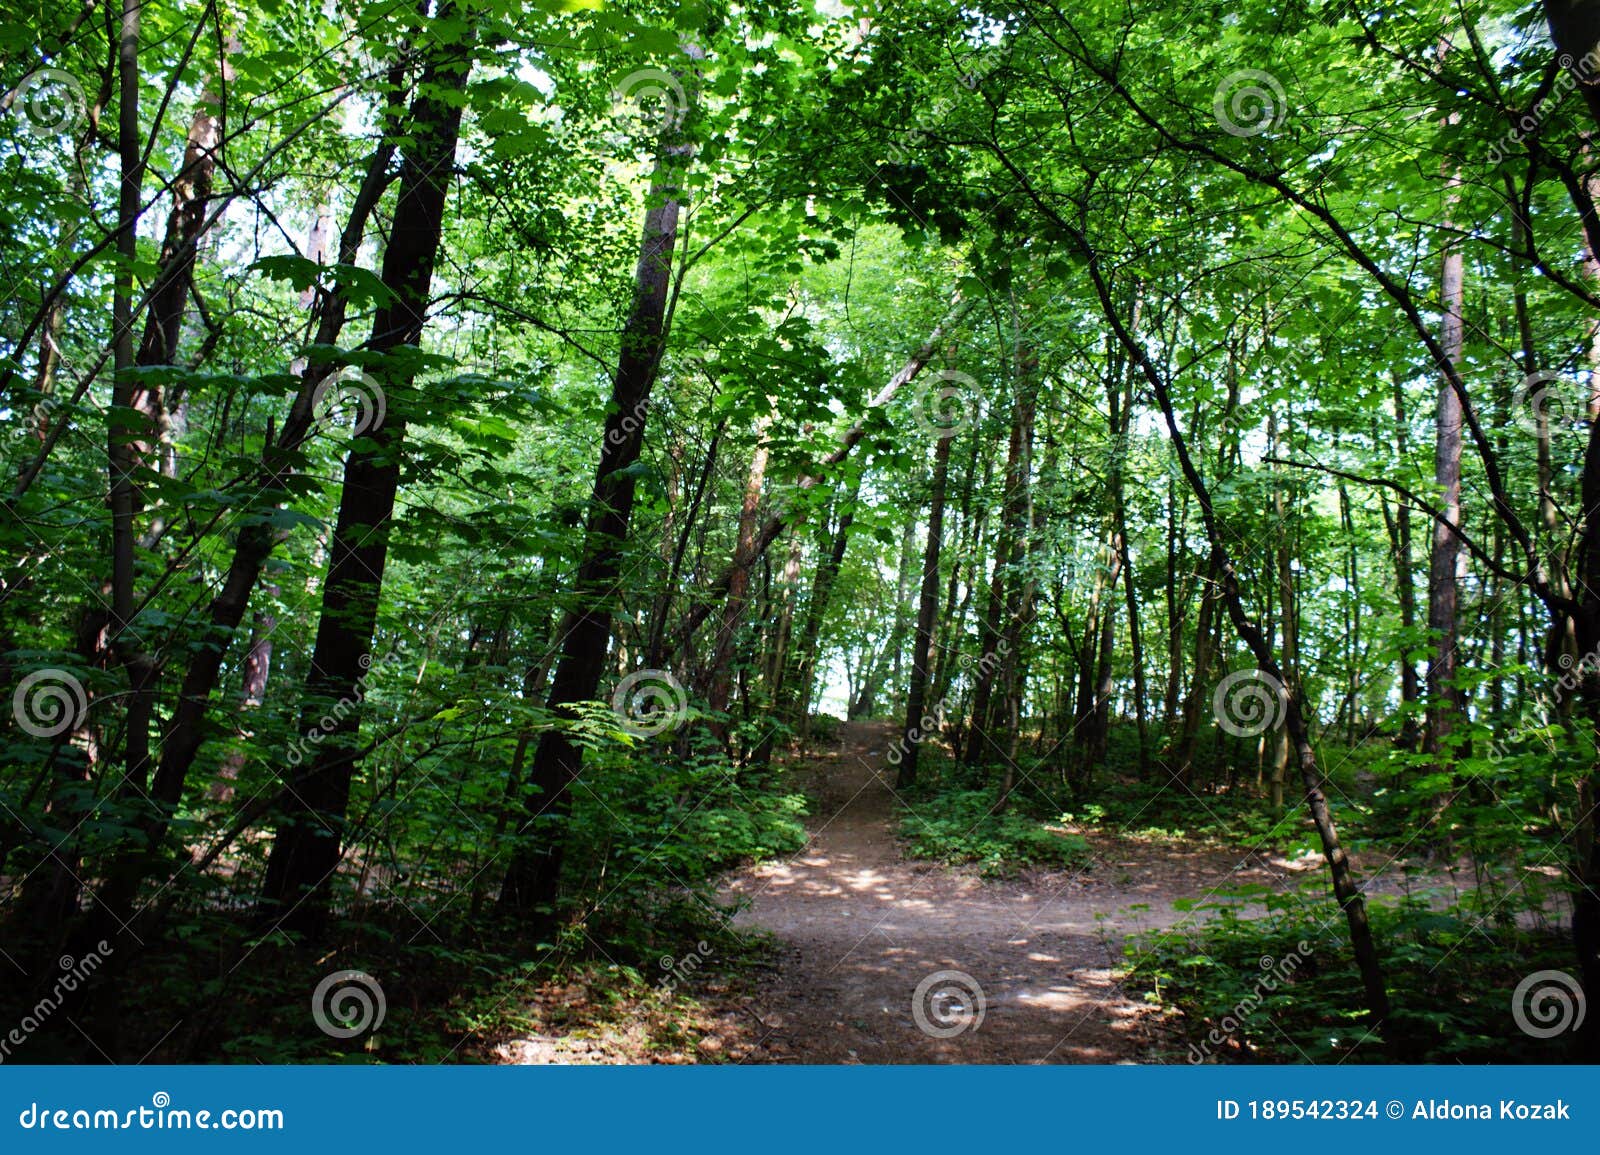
[721,721,1293,1063]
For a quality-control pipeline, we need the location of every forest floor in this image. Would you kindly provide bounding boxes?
[716,719,1169,1062]
[712,719,1361,1063]
[499,720,1466,1064]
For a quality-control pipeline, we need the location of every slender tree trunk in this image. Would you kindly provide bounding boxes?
[1073,239,1390,1030]
[787,478,859,736]
[645,420,722,669]
[897,433,952,789]
[934,430,990,720]
[1339,481,1363,744]
[967,364,1034,766]
[1114,467,1149,777]
[1163,476,1185,728]
[260,30,476,935]
[1172,555,1220,785]
[1423,154,1466,774]
[707,411,773,737]
[1385,374,1421,748]
[497,58,698,923]
[1268,410,1296,815]
[1085,537,1122,778]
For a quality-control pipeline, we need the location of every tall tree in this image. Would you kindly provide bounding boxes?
[260,23,478,933]
[896,428,952,789]
[498,46,701,924]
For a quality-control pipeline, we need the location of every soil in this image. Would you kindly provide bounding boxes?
[717,721,1348,1063]
[499,720,1460,1065]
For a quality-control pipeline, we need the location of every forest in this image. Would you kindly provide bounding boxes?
[0,0,1597,1066]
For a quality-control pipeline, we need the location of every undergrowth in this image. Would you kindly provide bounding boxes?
[896,756,1089,876]
[0,729,804,1063]
[1122,883,1581,1063]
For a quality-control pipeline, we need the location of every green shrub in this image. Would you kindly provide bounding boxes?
[898,786,1088,876]
[1124,883,1583,1063]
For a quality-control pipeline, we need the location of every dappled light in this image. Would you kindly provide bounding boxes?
[0,0,1593,1076]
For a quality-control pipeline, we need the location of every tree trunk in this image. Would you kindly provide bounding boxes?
[497,56,699,924]
[896,432,952,789]
[787,477,859,736]
[259,30,475,935]
[707,411,773,738]
[645,419,723,668]
[1384,373,1421,748]
[1114,454,1149,777]
[209,592,276,804]
[1171,554,1221,785]
[1163,476,1186,728]
[1269,410,1297,815]
[967,362,1034,766]
[1423,157,1466,773]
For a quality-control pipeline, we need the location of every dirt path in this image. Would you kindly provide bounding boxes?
[718,721,1316,1063]
[498,720,1468,1065]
